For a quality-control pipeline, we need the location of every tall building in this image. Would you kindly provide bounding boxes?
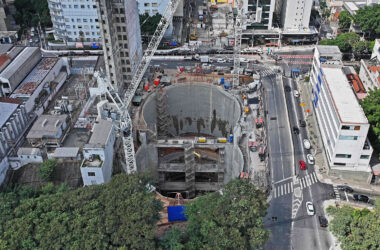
[243,0,276,30]
[359,39,380,91]
[281,0,313,31]
[310,46,373,178]
[97,0,143,92]
[48,0,101,45]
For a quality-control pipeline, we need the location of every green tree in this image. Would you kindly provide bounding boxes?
[184,179,269,249]
[0,173,163,249]
[338,11,352,30]
[158,227,185,250]
[352,40,372,57]
[360,89,380,150]
[140,13,163,36]
[38,159,56,182]
[14,0,51,28]
[354,4,380,39]
[334,32,360,52]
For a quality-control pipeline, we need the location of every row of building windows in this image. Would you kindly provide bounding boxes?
[67,31,100,36]
[61,4,97,9]
[335,154,370,159]
[143,3,158,7]
[64,18,99,23]
[65,25,99,30]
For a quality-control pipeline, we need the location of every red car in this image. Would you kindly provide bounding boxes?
[299,160,307,170]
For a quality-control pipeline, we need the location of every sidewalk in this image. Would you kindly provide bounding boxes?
[296,78,380,196]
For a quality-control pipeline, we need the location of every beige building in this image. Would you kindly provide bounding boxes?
[97,0,143,92]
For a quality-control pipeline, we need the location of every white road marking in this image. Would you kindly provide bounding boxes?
[345,191,349,202]
[291,182,294,192]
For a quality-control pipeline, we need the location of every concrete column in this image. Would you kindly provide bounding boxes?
[20,105,28,122]
[0,138,6,157]
[6,122,15,140]
[2,127,11,141]
[16,109,26,127]
[14,113,23,131]
[10,117,19,137]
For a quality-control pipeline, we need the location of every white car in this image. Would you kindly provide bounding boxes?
[217,58,226,63]
[202,63,210,67]
[294,90,300,98]
[306,202,315,215]
[306,201,315,216]
[240,58,249,63]
[307,154,315,165]
[303,139,311,150]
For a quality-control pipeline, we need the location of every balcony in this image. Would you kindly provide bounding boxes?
[81,155,103,168]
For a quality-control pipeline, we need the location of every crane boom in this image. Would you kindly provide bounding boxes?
[96,0,181,174]
[232,0,244,88]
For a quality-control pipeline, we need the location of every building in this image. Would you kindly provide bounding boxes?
[281,0,313,31]
[51,147,80,161]
[0,47,41,96]
[359,39,380,91]
[80,119,115,186]
[310,45,373,178]
[97,0,143,92]
[16,147,43,167]
[26,114,69,147]
[343,0,380,15]
[48,0,101,45]
[243,0,276,31]
[0,98,30,185]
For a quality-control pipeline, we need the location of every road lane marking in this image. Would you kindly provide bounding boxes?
[345,191,349,202]
[291,182,294,192]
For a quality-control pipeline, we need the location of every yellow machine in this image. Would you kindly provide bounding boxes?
[217,137,227,143]
[190,29,197,40]
[197,137,207,143]
[193,151,201,158]
[244,107,250,114]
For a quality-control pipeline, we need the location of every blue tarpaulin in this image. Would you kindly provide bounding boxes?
[292,69,300,72]
[168,206,187,222]
[318,75,322,85]
[91,43,100,48]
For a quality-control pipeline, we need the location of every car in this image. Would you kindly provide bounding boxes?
[336,185,354,193]
[318,216,328,227]
[353,194,369,203]
[306,201,315,215]
[217,58,226,63]
[293,126,300,135]
[300,120,306,127]
[202,63,210,67]
[303,139,311,149]
[29,38,33,43]
[240,58,249,63]
[294,90,300,97]
[299,160,307,170]
[307,154,315,165]
[284,85,291,92]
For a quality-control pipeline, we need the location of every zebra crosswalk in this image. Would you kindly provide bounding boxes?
[260,69,277,77]
[272,172,319,199]
[333,185,341,202]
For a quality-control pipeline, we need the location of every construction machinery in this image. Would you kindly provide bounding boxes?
[95,0,181,174]
[190,28,197,40]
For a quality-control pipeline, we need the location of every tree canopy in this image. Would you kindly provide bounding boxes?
[337,11,352,30]
[360,89,380,150]
[0,174,162,249]
[326,200,380,250]
[14,0,51,28]
[319,32,360,53]
[354,4,380,39]
[38,159,56,182]
[161,179,269,249]
[140,13,163,36]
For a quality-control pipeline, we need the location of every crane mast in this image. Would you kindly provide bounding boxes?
[232,0,244,88]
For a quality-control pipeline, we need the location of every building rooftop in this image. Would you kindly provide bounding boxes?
[53,147,80,158]
[0,44,13,54]
[323,67,368,124]
[316,45,341,55]
[0,101,18,128]
[12,57,59,97]
[17,147,41,156]
[0,47,39,81]
[26,114,68,139]
[86,119,113,147]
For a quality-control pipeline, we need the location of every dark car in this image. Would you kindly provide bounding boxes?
[285,85,291,92]
[353,194,369,203]
[336,185,354,193]
[293,126,299,135]
[300,120,306,127]
[318,216,328,227]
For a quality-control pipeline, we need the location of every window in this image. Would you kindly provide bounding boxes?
[339,135,358,140]
[152,3,158,7]
[335,154,351,159]
[341,125,360,130]
[144,3,149,6]
[88,172,96,176]
[360,155,370,159]
[334,162,346,166]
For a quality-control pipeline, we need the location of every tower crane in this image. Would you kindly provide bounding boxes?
[95,0,181,174]
[232,0,244,88]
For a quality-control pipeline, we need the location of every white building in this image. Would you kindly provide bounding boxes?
[359,39,380,91]
[48,0,101,45]
[243,0,276,30]
[97,0,143,93]
[137,0,168,15]
[281,0,313,31]
[81,119,115,186]
[310,46,373,175]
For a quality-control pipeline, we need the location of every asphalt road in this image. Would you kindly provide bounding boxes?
[262,73,294,250]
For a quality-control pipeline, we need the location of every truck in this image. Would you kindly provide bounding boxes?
[198,6,204,21]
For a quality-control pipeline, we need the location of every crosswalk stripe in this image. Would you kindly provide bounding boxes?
[306,175,311,186]
[281,185,284,195]
[284,183,288,194]
[311,173,317,183]
[278,186,281,196]
[291,182,294,192]
[300,179,304,189]
[313,172,318,182]
[273,187,277,198]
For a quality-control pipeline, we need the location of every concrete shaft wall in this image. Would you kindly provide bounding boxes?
[142,83,241,138]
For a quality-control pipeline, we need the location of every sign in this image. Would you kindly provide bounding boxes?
[307,109,310,113]
[300,103,306,107]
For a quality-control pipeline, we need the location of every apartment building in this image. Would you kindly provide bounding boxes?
[310,46,373,175]
[48,0,101,45]
[281,0,313,31]
[243,0,276,30]
[97,0,143,92]
[359,39,380,91]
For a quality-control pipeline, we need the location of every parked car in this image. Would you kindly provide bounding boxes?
[217,58,226,63]
[300,120,306,127]
[307,154,315,165]
[337,185,353,193]
[299,160,307,170]
[318,216,328,227]
[303,139,311,149]
[293,126,300,135]
[353,194,369,203]
[294,90,300,97]
[306,201,315,216]
[240,58,249,63]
